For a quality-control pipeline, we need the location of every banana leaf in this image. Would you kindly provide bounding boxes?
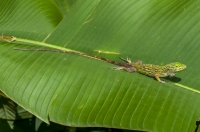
[0,0,199,131]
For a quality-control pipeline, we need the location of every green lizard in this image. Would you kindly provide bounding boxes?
[0,35,186,83]
[14,48,186,83]
[114,58,186,83]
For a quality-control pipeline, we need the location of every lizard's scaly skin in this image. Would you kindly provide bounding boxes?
[133,62,186,77]
[116,59,186,83]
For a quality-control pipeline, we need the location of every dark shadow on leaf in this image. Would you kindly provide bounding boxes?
[164,76,182,83]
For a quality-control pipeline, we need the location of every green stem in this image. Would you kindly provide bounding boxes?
[15,37,79,52]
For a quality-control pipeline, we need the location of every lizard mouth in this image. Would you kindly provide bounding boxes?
[179,65,187,71]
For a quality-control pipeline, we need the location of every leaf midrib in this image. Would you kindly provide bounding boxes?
[6,36,197,94]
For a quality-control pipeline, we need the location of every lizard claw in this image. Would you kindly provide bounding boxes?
[126,57,132,64]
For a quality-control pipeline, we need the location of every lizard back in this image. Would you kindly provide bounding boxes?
[134,64,171,77]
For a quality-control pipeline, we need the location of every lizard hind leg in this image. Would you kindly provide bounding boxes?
[112,66,136,72]
[112,67,124,71]
[119,57,132,64]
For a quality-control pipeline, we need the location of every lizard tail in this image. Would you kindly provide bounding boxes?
[13,48,129,67]
[66,51,128,67]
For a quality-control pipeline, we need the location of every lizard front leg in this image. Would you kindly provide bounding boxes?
[168,73,175,77]
[154,73,165,83]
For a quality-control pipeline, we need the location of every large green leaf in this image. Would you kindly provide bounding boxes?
[0,0,199,131]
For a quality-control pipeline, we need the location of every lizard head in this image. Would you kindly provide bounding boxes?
[165,62,186,72]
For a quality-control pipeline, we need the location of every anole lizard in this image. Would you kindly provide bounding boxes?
[114,58,186,83]
[13,48,186,83]
[0,35,186,83]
